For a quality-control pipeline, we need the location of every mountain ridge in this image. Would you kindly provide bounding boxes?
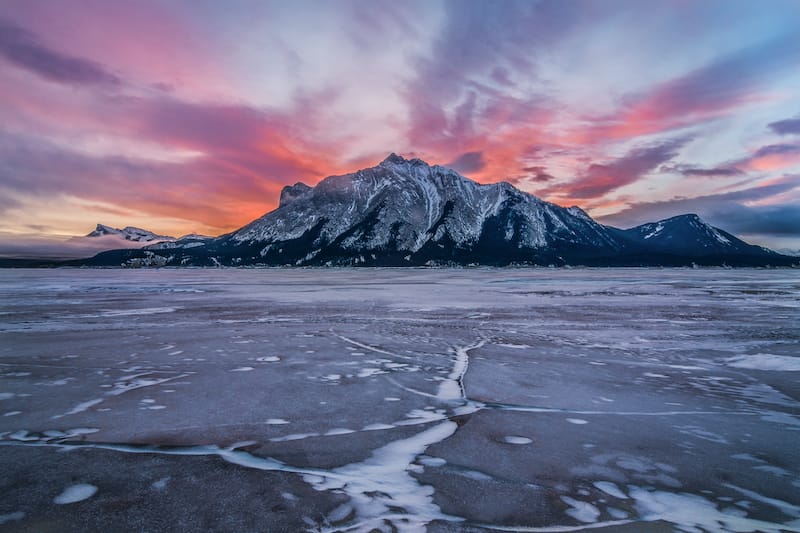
[61,153,795,268]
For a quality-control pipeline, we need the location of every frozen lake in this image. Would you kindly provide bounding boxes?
[0,268,798,532]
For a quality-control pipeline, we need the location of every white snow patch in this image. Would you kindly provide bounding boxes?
[503,436,532,445]
[311,420,459,531]
[54,483,98,504]
[418,456,446,467]
[722,483,800,518]
[0,512,25,525]
[642,223,664,240]
[561,496,600,523]
[497,343,530,349]
[357,368,387,378]
[567,418,589,425]
[257,356,280,362]
[437,340,485,401]
[593,481,628,499]
[99,307,178,317]
[363,423,395,431]
[325,428,355,436]
[54,398,104,418]
[327,503,355,524]
[726,354,800,371]
[109,373,189,396]
[629,485,796,532]
[231,366,254,372]
[265,418,289,425]
[270,432,319,442]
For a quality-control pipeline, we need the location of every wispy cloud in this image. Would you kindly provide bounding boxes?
[0,17,121,86]
[446,151,486,174]
[738,143,800,172]
[549,138,687,199]
[579,33,800,140]
[662,164,743,177]
[768,115,800,135]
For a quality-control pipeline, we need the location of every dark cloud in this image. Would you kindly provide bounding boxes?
[564,138,686,199]
[490,66,513,87]
[753,143,800,158]
[0,17,121,86]
[522,166,556,182]
[663,164,743,177]
[768,116,800,135]
[447,151,486,174]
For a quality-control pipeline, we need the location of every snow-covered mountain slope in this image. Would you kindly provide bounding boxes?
[225,153,621,264]
[87,224,175,243]
[146,233,213,250]
[609,214,778,257]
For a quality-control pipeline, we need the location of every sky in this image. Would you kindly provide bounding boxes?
[1,0,799,254]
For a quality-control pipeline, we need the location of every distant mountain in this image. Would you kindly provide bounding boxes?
[87,224,175,243]
[606,214,780,263]
[146,233,214,250]
[74,154,796,268]
[0,223,178,265]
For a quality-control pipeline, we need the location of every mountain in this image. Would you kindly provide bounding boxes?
[146,233,214,250]
[74,154,795,267]
[0,223,179,266]
[87,224,175,243]
[608,214,773,257]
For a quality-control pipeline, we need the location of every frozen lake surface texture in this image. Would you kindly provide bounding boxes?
[0,268,798,532]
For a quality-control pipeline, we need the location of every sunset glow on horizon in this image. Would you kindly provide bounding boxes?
[1,0,799,251]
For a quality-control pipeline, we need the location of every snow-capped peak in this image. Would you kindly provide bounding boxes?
[86,224,175,243]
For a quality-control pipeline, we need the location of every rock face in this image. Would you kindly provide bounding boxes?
[278,182,313,208]
[78,154,795,267]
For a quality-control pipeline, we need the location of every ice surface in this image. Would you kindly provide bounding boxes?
[0,268,798,531]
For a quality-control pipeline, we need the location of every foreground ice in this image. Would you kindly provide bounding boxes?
[0,268,798,531]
